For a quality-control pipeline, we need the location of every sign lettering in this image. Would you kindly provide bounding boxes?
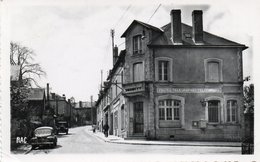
[157,88,221,93]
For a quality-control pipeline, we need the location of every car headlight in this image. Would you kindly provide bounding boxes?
[47,136,54,139]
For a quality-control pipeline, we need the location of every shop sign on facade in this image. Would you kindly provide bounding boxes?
[157,87,222,93]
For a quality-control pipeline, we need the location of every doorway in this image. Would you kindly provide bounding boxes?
[109,113,113,135]
[133,102,144,134]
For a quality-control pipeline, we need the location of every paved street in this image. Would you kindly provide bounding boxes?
[27,126,241,155]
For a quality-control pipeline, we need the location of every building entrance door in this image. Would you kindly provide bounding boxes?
[133,102,144,134]
[109,113,113,135]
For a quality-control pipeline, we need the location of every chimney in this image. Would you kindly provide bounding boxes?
[170,9,182,44]
[47,83,50,101]
[62,94,66,100]
[192,10,203,44]
[51,93,55,100]
[79,101,82,108]
[90,95,93,107]
[113,45,118,65]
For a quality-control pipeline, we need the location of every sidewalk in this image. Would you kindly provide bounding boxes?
[11,144,32,154]
[90,129,241,147]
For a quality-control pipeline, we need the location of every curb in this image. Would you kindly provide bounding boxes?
[90,132,110,143]
[109,141,241,147]
[91,131,241,148]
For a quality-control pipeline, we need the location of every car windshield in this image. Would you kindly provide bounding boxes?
[35,128,52,137]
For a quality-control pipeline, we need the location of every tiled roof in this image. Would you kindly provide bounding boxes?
[149,23,247,47]
[74,101,95,108]
[121,20,163,37]
[121,20,247,48]
[28,88,45,100]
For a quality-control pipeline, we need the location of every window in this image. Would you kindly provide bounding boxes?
[158,61,169,81]
[208,100,220,123]
[159,99,180,120]
[133,62,144,82]
[173,100,180,120]
[159,108,165,120]
[166,108,172,120]
[155,57,173,82]
[204,58,223,82]
[227,100,237,122]
[133,35,142,54]
[208,62,219,82]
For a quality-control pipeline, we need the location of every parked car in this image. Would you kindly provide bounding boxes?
[29,126,57,149]
[56,121,69,135]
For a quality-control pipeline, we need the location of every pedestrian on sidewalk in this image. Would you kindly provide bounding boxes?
[103,123,109,138]
[92,125,96,133]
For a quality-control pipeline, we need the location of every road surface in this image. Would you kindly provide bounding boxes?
[28,126,241,154]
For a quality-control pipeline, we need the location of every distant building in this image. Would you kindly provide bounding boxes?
[44,83,73,126]
[72,101,96,126]
[96,9,247,141]
[27,88,46,123]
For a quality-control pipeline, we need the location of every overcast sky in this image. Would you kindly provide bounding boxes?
[7,1,255,102]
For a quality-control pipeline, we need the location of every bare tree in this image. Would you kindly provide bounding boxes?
[10,42,46,87]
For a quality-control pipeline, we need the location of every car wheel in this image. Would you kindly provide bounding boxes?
[52,142,57,148]
[31,145,36,150]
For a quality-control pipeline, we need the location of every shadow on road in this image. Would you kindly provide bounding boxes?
[56,133,74,138]
[32,145,62,150]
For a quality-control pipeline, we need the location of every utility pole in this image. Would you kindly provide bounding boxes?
[111,29,115,53]
[101,70,103,91]
[111,29,115,65]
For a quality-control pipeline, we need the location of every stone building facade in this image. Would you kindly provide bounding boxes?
[96,9,247,141]
[96,50,126,136]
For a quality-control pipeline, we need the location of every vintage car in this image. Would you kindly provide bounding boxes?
[56,121,69,135]
[30,126,57,149]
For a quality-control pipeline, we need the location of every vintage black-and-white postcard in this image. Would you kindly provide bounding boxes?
[0,0,259,161]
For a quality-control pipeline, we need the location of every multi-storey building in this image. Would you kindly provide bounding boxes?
[96,49,125,136]
[96,9,247,141]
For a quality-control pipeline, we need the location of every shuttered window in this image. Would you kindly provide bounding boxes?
[208,61,220,82]
[133,62,144,82]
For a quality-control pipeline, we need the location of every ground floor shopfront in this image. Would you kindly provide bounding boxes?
[99,83,244,142]
[153,84,243,141]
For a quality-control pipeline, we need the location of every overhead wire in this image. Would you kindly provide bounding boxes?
[147,4,161,23]
[113,5,132,29]
[111,5,132,50]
